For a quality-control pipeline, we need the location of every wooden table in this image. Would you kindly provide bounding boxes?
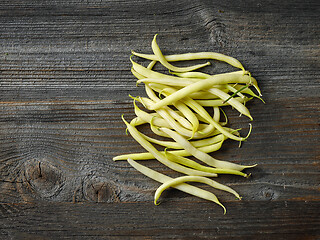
[1,0,319,239]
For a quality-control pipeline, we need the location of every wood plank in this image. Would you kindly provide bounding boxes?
[0,0,319,238]
[0,201,319,239]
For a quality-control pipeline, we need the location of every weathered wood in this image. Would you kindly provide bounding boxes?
[0,201,319,239]
[0,0,319,238]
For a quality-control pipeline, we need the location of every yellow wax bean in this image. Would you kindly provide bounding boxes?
[121,116,217,177]
[170,71,211,79]
[140,97,197,138]
[131,57,198,84]
[113,138,224,161]
[132,45,245,71]
[165,152,247,178]
[160,127,256,171]
[144,84,193,131]
[142,74,253,110]
[132,99,171,128]
[127,158,226,213]
[154,175,240,208]
[195,96,251,107]
[152,34,211,72]
[153,85,244,141]
[141,132,225,149]
[206,87,253,120]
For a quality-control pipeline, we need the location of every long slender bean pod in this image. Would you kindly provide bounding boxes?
[141,132,225,149]
[154,175,241,206]
[156,86,246,141]
[120,116,217,177]
[160,127,256,171]
[141,74,253,110]
[165,152,247,177]
[145,84,193,131]
[127,158,226,213]
[140,97,198,138]
[132,48,245,71]
[113,138,224,161]
[206,87,253,120]
[131,57,198,84]
[195,96,251,107]
[170,71,211,79]
[152,34,211,72]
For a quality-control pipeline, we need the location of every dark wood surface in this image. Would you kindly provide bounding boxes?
[1,0,319,239]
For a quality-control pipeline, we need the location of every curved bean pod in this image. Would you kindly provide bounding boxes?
[206,87,253,120]
[152,34,211,72]
[132,98,171,128]
[142,74,253,110]
[131,57,198,84]
[144,84,193,131]
[154,175,241,207]
[170,71,211,79]
[154,85,245,141]
[132,47,245,71]
[165,152,247,177]
[141,132,225,149]
[120,116,217,177]
[160,127,256,171]
[113,138,224,161]
[195,96,251,107]
[127,158,226,213]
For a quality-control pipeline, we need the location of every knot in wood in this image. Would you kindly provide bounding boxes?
[260,187,280,201]
[83,178,119,203]
[24,159,64,199]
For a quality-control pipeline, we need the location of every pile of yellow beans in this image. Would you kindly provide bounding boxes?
[114,34,263,213]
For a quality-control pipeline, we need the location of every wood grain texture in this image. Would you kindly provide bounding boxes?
[0,0,319,239]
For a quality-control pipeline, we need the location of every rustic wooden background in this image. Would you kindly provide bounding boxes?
[0,0,319,239]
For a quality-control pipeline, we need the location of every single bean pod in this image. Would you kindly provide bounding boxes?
[151,34,211,72]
